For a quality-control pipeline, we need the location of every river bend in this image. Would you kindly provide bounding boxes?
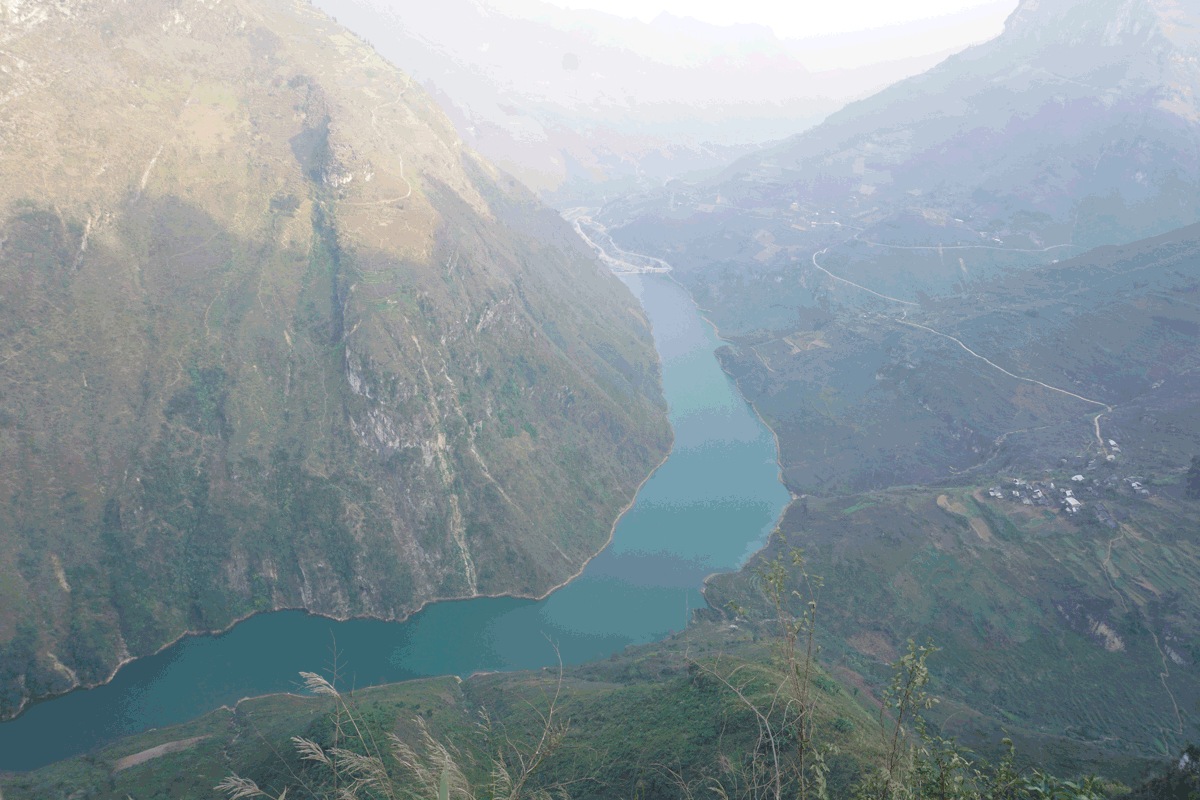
[0,275,789,771]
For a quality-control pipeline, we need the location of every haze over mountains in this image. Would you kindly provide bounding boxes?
[764,0,1200,247]
[3,0,1200,790]
[611,0,1200,278]
[309,0,1008,203]
[600,0,1200,488]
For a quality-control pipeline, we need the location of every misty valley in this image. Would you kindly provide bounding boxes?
[1,0,1200,797]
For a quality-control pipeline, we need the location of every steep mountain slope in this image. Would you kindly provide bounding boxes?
[703,240,1200,749]
[727,0,1200,248]
[0,0,670,718]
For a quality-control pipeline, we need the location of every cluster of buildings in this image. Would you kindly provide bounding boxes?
[1097,473,1151,496]
[971,430,1157,527]
[1068,439,1123,474]
[986,477,1085,513]
[983,465,1151,525]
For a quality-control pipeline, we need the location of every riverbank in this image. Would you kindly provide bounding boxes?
[0,275,789,772]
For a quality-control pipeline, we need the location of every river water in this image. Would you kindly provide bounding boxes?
[0,274,790,771]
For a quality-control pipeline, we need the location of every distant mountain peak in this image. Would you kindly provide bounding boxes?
[1000,0,1192,47]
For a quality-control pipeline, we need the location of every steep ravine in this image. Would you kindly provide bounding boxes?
[0,0,670,718]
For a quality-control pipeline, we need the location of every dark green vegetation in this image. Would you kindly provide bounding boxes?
[5,0,1200,793]
[1120,745,1200,800]
[0,0,669,718]
[1185,458,1200,501]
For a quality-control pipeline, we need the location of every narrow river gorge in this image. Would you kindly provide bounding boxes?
[0,275,790,772]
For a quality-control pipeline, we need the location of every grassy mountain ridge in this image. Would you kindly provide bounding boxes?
[0,0,670,719]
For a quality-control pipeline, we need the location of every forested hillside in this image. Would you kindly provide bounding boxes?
[0,0,670,719]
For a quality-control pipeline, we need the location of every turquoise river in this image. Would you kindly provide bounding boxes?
[0,274,791,771]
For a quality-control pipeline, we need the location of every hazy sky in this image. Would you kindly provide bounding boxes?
[486,0,1019,69]
[509,0,1016,38]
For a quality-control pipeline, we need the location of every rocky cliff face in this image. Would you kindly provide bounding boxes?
[0,0,670,716]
